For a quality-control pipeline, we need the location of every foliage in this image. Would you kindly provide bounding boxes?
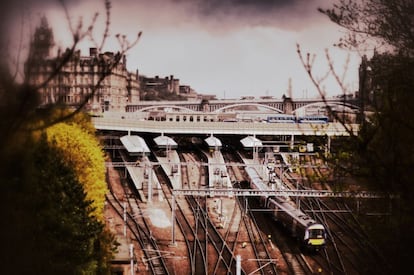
[349,57,414,271]
[319,1,414,272]
[0,1,132,273]
[36,107,97,135]
[356,53,414,192]
[319,0,414,55]
[0,133,113,274]
[46,121,107,221]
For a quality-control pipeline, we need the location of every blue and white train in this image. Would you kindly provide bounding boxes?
[245,167,326,251]
[266,114,328,124]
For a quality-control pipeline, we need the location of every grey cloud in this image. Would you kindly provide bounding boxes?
[162,0,325,31]
[194,0,304,15]
[1,0,327,37]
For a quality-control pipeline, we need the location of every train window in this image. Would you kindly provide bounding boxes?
[309,229,324,238]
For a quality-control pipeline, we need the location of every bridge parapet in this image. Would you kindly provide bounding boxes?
[125,97,360,114]
[92,117,358,136]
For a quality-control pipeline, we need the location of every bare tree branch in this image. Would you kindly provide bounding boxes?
[296,44,357,137]
[1,0,142,133]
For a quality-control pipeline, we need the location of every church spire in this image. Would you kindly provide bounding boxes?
[30,16,54,60]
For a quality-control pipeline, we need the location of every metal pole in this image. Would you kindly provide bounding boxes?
[171,195,176,246]
[296,180,299,207]
[130,244,134,275]
[357,199,360,215]
[326,136,331,157]
[148,165,152,204]
[204,201,209,275]
[123,202,127,237]
[220,198,223,218]
[236,255,241,275]
[280,163,283,184]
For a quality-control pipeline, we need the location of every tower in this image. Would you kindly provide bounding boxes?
[357,55,373,122]
[30,16,54,60]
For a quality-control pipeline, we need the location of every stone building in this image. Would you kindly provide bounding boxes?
[139,75,203,101]
[140,75,180,95]
[27,17,140,113]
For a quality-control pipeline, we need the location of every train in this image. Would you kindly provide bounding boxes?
[245,166,326,251]
[266,114,328,124]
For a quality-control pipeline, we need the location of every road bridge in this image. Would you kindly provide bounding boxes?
[172,188,395,199]
[126,96,360,115]
[92,117,358,137]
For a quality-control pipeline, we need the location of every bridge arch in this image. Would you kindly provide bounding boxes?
[293,101,359,116]
[135,105,198,113]
[213,103,283,113]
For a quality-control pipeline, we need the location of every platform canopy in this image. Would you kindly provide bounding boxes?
[240,136,262,148]
[153,135,178,149]
[120,135,151,156]
[204,136,222,149]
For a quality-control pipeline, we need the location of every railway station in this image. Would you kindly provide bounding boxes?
[204,135,222,151]
[153,135,178,155]
[119,135,161,202]
[102,114,392,275]
[120,135,151,157]
[153,135,182,190]
[240,135,263,150]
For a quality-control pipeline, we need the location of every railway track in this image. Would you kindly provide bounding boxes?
[277,153,348,273]
[305,197,391,274]
[282,153,391,274]
[153,152,207,275]
[212,194,243,274]
[105,189,170,274]
[104,135,391,274]
[187,195,245,274]
[180,150,246,274]
[239,196,279,274]
[245,194,315,275]
[222,150,280,274]
[225,149,313,274]
[106,150,170,275]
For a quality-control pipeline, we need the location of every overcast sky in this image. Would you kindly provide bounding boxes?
[5,0,361,99]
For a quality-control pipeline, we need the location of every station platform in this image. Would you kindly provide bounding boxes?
[125,157,162,203]
[156,150,182,189]
[206,150,232,188]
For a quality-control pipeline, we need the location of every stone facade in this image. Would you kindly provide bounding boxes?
[27,17,140,113]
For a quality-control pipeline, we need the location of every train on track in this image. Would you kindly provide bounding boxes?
[266,114,329,124]
[245,167,326,251]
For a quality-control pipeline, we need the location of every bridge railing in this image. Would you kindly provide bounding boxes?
[172,188,396,199]
[92,117,359,136]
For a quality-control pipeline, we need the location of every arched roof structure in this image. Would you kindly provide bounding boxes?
[293,101,359,116]
[213,103,283,114]
[136,105,197,113]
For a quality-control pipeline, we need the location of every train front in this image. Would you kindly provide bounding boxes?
[304,223,326,251]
